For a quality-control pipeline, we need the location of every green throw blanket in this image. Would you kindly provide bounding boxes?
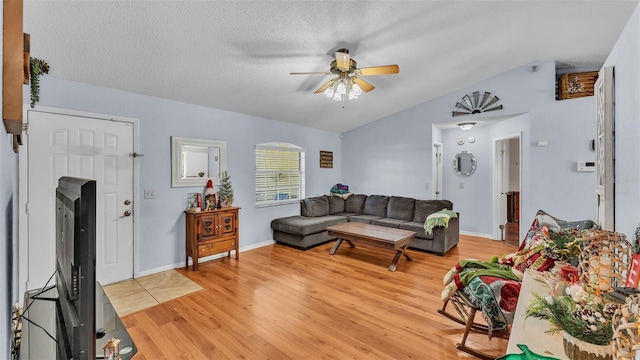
[424,209,457,235]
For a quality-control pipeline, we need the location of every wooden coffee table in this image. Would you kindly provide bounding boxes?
[327,222,415,272]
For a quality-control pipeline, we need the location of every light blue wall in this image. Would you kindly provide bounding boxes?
[604,3,640,240]
[343,61,598,242]
[29,77,342,273]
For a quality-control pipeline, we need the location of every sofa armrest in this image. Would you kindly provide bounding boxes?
[430,213,460,255]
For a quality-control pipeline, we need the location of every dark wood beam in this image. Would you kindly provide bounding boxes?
[3,0,24,135]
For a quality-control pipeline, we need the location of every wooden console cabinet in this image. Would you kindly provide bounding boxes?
[185,207,239,271]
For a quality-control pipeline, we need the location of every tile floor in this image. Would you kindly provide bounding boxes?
[103,269,202,316]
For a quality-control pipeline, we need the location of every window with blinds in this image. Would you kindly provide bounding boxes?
[255,143,305,206]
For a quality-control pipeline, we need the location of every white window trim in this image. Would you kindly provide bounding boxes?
[255,143,306,207]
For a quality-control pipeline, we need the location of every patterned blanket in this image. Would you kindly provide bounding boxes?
[463,274,521,337]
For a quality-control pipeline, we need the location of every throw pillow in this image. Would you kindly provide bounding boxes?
[520,210,596,250]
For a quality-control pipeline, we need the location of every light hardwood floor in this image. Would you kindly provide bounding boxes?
[123,235,517,359]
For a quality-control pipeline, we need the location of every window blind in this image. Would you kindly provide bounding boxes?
[255,143,305,206]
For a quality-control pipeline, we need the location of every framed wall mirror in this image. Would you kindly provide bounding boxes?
[171,136,227,187]
[453,151,476,176]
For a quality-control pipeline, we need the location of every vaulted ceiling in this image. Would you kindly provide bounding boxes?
[23,1,638,133]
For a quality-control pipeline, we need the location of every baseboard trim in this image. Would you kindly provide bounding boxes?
[136,240,276,278]
[460,231,497,240]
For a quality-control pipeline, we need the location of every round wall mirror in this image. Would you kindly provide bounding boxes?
[453,151,477,176]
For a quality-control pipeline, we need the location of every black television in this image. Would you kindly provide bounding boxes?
[55,176,97,360]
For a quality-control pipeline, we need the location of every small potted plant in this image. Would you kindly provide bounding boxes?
[29,57,50,108]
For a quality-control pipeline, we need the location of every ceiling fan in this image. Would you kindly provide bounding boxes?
[290,48,399,101]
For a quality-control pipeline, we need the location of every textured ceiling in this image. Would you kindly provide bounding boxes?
[23,1,638,133]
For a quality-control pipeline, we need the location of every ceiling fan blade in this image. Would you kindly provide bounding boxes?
[290,71,332,76]
[357,64,399,76]
[352,77,375,92]
[335,51,351,71]
[314,79,336,94]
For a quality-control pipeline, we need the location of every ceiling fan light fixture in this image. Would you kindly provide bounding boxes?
[349,83,362,99]
[458,122,476,131]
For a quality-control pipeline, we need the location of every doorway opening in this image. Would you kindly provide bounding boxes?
[493,134,521,247]
[433,142,443,199]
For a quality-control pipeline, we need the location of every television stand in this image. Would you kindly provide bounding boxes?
[19,282,137,359]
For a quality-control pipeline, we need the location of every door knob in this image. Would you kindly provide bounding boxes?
[124,200,131,205]
[123,210,132,217]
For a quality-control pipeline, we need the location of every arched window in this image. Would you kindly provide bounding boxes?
[255,142,305,206]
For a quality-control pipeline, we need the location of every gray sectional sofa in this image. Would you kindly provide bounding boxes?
[270,194,459,255]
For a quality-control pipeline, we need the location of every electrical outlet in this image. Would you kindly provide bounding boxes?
[144,189,155,199]
[459,183,464,189]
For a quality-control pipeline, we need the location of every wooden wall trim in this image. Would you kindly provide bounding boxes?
[3,0,24,135]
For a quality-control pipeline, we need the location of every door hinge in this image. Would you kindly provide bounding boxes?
[129,152,144,158]
[25,202,29,214]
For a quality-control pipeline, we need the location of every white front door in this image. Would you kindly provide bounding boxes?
[20,108,136,292]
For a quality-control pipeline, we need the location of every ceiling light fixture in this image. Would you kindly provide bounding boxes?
[323,75,363,102]
[458,122,476,131]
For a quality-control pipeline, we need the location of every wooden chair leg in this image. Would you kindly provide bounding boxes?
[455,307,495,360]
[438,291,490,333]
[439,289,509,360]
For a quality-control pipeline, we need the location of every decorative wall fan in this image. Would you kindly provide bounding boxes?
[290,48,399,102]
[452,91,503,116]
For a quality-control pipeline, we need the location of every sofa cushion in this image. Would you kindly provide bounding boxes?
[363,195,389,217]
[399,221,434,240]
[349,215,383,224]
[413,200,453,223]
[386,196,416,221]
[371,218,408,228]
[301,196,329,217]
[271,215,346,236]
[332,212,360,219]
[327,195,345,214]
[345,194,367,213]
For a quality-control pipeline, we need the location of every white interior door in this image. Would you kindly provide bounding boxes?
[20,108,135,292]
[595,66,614,230]
[494,139,508,240]
[493,133,521,241]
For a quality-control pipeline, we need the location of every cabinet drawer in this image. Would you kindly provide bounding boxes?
[198,239,236,257]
